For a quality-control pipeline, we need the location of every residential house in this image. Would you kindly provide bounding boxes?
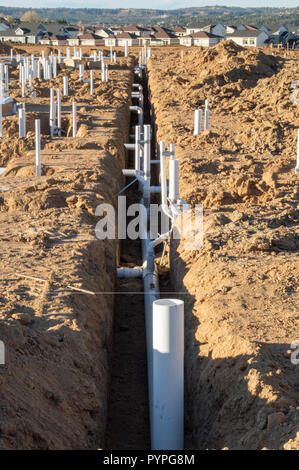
[95,28,113,38]
[150,27,179,45]
[226,30,269,47]
[180,31,222,47]
[79,33,104,46]
[104,32,139,47]
[172,26,187,37]
[200,24,226,37]
[261,24,288,35]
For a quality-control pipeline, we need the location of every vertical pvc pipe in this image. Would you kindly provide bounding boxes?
[105,64,108,82]
[50,88,55,137]
[194,109,202,135]
[110,45,113,63]
[72,101,77,137]
[37,60,41,79]
[73,46,77,58]
[53,56,57,78]
[66,47,71,59]
[57,88,61,136]
[90,70,93,96]
[4,65,8,97]
[21,66,26,98]
[295,129,299,174]
[63,75,68,96]
[29,71,33,96]
[79,48,82,59]
[124,41,128,57]
[169,159,179,202]
[58,49,61,64]
[35,119,41,176]
[152,299,184,450]
[79,63,84,81]
[135,125,141,171]
[204,99,209,131]
[19,107,26,137]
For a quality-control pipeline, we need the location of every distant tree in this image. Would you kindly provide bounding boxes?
[20,10,42,23]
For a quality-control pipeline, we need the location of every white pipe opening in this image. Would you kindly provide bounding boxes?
[152,299,184,450]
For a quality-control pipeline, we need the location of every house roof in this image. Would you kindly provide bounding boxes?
[114,32,136,39]
[79,33,102,40]
[172,26,186,32]
[123,25,143,32]
[191,31,222,39]
[226,30,267,38]
[245,25,259,31]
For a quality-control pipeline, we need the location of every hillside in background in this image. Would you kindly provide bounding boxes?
[0,6,298,29]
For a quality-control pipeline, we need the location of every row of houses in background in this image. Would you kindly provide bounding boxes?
[0,19,298,49]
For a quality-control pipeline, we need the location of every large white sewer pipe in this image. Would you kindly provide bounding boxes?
[152,299,184,450]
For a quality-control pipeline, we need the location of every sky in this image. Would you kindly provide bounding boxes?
[0,0,298,9]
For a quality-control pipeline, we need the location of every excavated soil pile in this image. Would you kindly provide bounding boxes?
[0,56,134,449]
[148,41,299,450]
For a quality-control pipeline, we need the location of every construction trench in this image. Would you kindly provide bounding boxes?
[0,42,298,450]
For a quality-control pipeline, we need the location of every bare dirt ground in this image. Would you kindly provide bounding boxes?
[0,48,134,449]
[147,41,299,450]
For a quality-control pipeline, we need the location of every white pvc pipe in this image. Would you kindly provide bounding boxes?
[19,107,26,137]
[35,119,41,176]
[50,88,55,137]
[57,88,61,136]
[4,65,8,97]
[194,109,202,135]
[66,47,71,59]
[152,299,184,450]
[63,75,68,96]
[135,125,141,171]
[90,70,93,96]
[204,99,209,131]
[124,41,128,57]
[72,101,77,137]
[296,129,299,173]
[169,159,179,202]
[79,63,84,81]
[37,60,41,79]
[21,66,26,98]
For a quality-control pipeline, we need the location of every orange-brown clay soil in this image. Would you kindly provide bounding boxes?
[0,52,134,449]
[147,41,299,450]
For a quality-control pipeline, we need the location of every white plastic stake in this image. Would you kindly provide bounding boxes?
[35,119,41,176]
[72,101,77,137]
[152,299,184,450]
[194,109,202,135]
[63,75,68,96]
